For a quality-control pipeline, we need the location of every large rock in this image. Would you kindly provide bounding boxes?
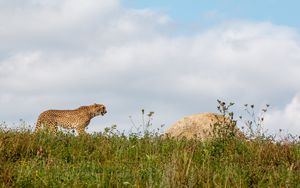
[165,112,244,140]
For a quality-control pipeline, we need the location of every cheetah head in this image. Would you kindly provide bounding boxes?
[91,103,107,116]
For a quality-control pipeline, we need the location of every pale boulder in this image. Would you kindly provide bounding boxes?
[165,112,243,140]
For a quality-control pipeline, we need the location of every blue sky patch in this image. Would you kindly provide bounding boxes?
[123,0,300,30]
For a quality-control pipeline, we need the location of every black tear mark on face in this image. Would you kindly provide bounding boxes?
[93,104,107,116]
[101,106,107,115]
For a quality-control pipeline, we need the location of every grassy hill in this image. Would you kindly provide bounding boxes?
[0,125,299,187]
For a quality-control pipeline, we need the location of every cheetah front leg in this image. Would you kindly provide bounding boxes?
[76,127,87,135]
[76,121,90,135]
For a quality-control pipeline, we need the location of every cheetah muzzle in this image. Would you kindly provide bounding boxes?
[35,103,107,135]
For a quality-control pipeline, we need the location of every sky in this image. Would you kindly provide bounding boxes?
[0,0,300,136]
[124,0,300,30]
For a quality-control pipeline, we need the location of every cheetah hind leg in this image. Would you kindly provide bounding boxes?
[52,127,58,134]
[35,120,42,132]
[48,124,58,134]
[34,120,50,133]
[36,122,58,134]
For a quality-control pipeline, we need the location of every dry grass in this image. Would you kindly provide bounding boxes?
[0,124,299,187]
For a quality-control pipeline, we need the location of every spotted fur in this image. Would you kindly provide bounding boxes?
[35,104,107,135]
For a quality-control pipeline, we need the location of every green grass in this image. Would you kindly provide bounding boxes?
[0,126,299,187]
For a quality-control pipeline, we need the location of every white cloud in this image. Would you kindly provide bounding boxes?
[0,0,119,32]
[0,1,300,135]
[265,94,300,136]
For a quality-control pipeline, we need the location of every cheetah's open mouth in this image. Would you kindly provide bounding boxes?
[101,110,107,116]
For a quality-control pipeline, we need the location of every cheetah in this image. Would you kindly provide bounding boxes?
[35,103,107,135]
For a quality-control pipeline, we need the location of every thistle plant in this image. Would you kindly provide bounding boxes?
[240,103,270,139]
[129,109,156,137]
